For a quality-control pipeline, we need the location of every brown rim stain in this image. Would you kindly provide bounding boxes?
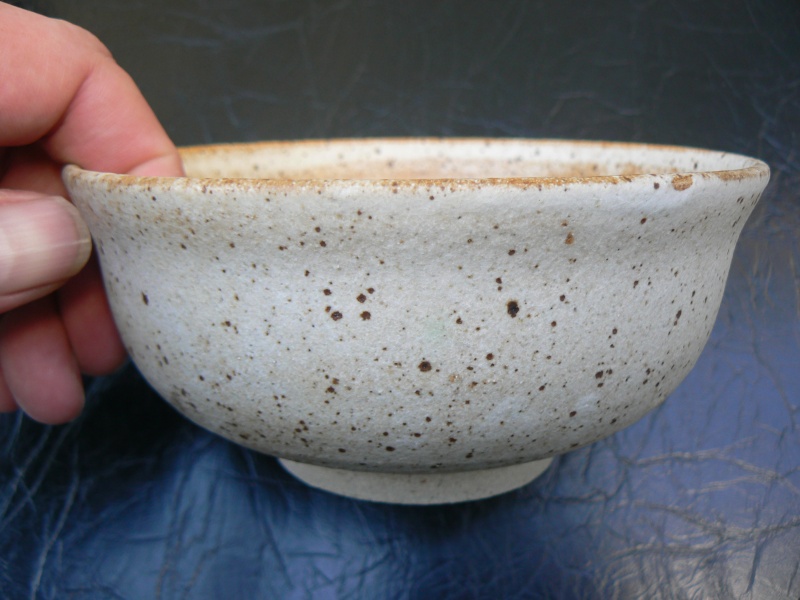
[66,140,769,195]
[672,174,693,191]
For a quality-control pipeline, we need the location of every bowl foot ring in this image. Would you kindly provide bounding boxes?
[279,457,554,505]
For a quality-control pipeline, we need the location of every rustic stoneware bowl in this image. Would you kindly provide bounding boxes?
[64,139,769,504]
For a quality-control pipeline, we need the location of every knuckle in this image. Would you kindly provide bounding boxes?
[52,18,113,60]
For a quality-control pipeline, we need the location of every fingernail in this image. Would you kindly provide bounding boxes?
[0,197,92,296]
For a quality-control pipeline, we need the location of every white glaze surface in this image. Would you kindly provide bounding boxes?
[64,139,769,503]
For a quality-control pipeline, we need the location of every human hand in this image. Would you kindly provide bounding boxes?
[0,3,183,423]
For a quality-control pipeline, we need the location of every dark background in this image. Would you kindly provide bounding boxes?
[2,1,799,598]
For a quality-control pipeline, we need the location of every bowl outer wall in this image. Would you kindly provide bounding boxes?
[63,140,769,473]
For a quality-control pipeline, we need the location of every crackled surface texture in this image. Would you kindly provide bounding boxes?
[3,0,799,598]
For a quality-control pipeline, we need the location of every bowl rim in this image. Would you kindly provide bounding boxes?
[63,137,770,190]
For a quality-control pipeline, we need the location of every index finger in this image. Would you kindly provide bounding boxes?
[0,3,183,177]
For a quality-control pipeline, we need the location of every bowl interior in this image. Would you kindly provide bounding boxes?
[179,138,761,181]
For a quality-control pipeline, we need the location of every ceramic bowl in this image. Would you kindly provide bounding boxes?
[64,138,769,504]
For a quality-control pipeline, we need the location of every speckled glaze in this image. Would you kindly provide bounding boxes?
[64,139,769,504]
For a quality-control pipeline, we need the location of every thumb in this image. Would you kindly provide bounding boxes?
[0,190,92,312]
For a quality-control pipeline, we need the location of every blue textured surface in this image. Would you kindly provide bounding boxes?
[2,1,798,598]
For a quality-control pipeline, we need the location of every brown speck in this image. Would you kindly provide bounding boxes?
[595,371,604,379]
[559,294,566,302]
[319,240,327,247]
[486,353,494,360]
[326,386,336,394]
[633,280,639,288]
[654,182,660,190]
[357,293,367,303]
[565,232,575,245]
[229,242,236,248]
[508,249,516,256]
[338,448,347,453]
[418,361,432,372]
[385,446,395,452]
[507,300,520,318]
[323,288,332,296]
[367,287,375,294]
[314,226,321,233]
[141,292,149,305]
[640,217,647,224]
[456,317,463,324]
[672,174,693,191]
[569,411,577,417]
[331,311,343,321]
[360,311,371,320]
[551,321,557,327]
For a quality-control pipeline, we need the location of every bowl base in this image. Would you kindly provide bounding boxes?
[278,457,554,504]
